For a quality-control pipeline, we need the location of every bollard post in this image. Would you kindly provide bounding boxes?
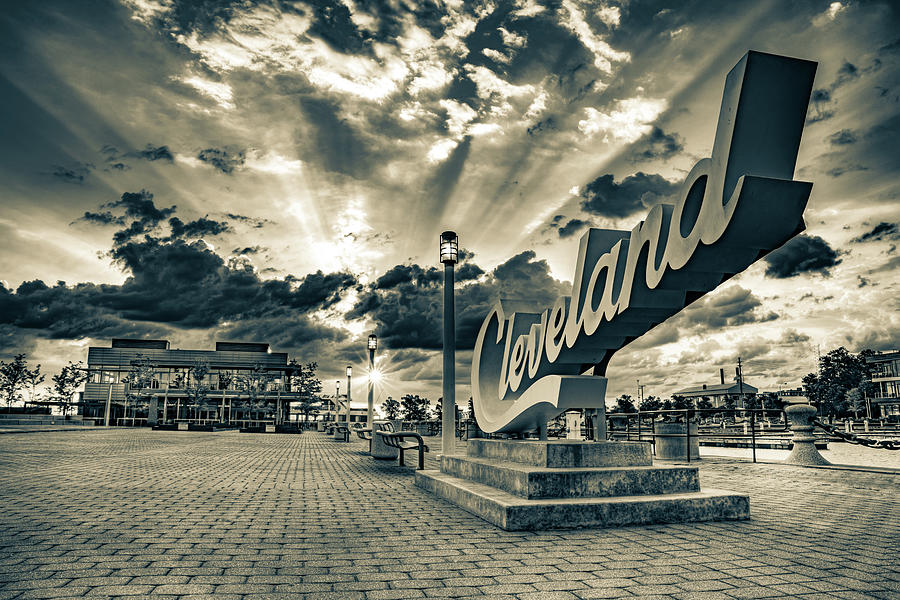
[750,410,756,463]
[784,403,830,465]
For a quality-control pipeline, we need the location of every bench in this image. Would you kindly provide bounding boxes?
[376,430,429,470]
[333,425,350,442]
[356,427,374,451]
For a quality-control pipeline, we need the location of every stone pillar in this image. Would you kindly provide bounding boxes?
[784,403,830,465]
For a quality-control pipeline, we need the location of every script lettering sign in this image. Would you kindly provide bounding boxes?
[472,51,818,434]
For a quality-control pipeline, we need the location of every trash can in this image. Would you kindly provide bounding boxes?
[654,421,700,460]
[371,422,399,459]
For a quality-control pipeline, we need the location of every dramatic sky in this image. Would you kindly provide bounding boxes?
[1,0,898,408]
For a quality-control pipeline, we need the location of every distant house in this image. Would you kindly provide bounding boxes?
[674,382,758,409]
[866,350,900,418]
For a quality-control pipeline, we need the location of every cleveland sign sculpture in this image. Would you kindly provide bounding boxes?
[473,50,817,435]
[415,51,817,530]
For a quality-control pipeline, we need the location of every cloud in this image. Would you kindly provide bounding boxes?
[807,88,835,124]
[134,144,174,162]
[78,211,125,226]
[763,234,842,278]
[233,246,265,255]
[779,329,811,345]
[869,254,900,274]
[218,315,346,350]
[51,163,93,184]
[679,286,778,331]
[812,1,846,27]
[97,144,174,171]
[0,235,357,347]
[349,250,567,350]
[456,263,485,281]
[578,97,667,142]
[557,0,629,73]
[580,171,679,218]
[827,129,857,145]
[91,190,177,244]
[167,216,231,239]
[833,61,860,89]
[826,163,868,177]
[806,58,882,125]
[852,222,900,243]
[558,218,591,238]
[197,148,245,174]
[180,75,235,109]
[226,213,271,228]
[630,126,684,161]
[880,38,900,54]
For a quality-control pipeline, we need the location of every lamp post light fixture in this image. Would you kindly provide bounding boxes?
[346,365,352,425]
[440,230,458,456]
[367,334,377,432]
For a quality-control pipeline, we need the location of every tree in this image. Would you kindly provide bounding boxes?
[123,356,156,422]
[803,347,874,419]
[382,396,400,420]
[0,354,29,408]
[185,361,210,422]
[400,394,429,421]
[217,369,234,422]
[235,363,272,421]
[639,395,662,412]
[467,397,475,421]
[671,394,692,410]
[696,397,714,411]
[51,362,88,416]
[432,398,442,421]
[845,387,864,420]
[609,394,636,414]
[290,361,323,424]
[25,363,44,405]
[743,393,761,410]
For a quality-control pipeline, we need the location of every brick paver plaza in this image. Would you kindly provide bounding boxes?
[1,430,897,600]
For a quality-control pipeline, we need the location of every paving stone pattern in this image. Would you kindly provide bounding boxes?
[0,429,897,600]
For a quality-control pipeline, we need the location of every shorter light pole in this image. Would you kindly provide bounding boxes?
[335,380,340,423]
[346,365,352,425]
[367,334,377,430]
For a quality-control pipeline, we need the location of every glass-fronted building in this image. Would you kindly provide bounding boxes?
[867,350,900,418]
[82,339,313,426]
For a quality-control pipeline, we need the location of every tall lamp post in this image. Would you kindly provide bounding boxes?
[440,231,458,456]
[367,334,377,429]
[346,365,352,425]
[335,380,340,423]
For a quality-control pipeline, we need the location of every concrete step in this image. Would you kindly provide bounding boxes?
[415,469,749,531]
[441,455,700,499]
[466,439,652,468]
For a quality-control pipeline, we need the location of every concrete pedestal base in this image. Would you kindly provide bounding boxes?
[415,439,748,531]
[784,403,830,466]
